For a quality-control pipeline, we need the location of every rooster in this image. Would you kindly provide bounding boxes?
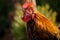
[21,2,60,40]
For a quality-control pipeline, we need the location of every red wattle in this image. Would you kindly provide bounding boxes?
[22,16,31,22]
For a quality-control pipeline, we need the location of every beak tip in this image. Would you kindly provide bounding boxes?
[19,8,24,11]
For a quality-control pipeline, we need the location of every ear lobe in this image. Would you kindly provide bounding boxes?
[32,14,35,20]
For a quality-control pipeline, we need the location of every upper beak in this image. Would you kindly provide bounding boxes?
[19,8,23,10]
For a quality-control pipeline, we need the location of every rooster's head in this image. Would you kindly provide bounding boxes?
[21,2,35,22]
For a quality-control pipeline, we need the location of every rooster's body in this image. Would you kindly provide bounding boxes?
[22,2,60,40]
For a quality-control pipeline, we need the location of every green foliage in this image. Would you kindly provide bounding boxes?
[12,9,27,40]
[37,4,57,24]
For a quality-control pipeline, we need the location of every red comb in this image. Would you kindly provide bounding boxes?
[22,2,33,9]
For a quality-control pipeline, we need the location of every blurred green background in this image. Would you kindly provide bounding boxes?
[0,0,60,40]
